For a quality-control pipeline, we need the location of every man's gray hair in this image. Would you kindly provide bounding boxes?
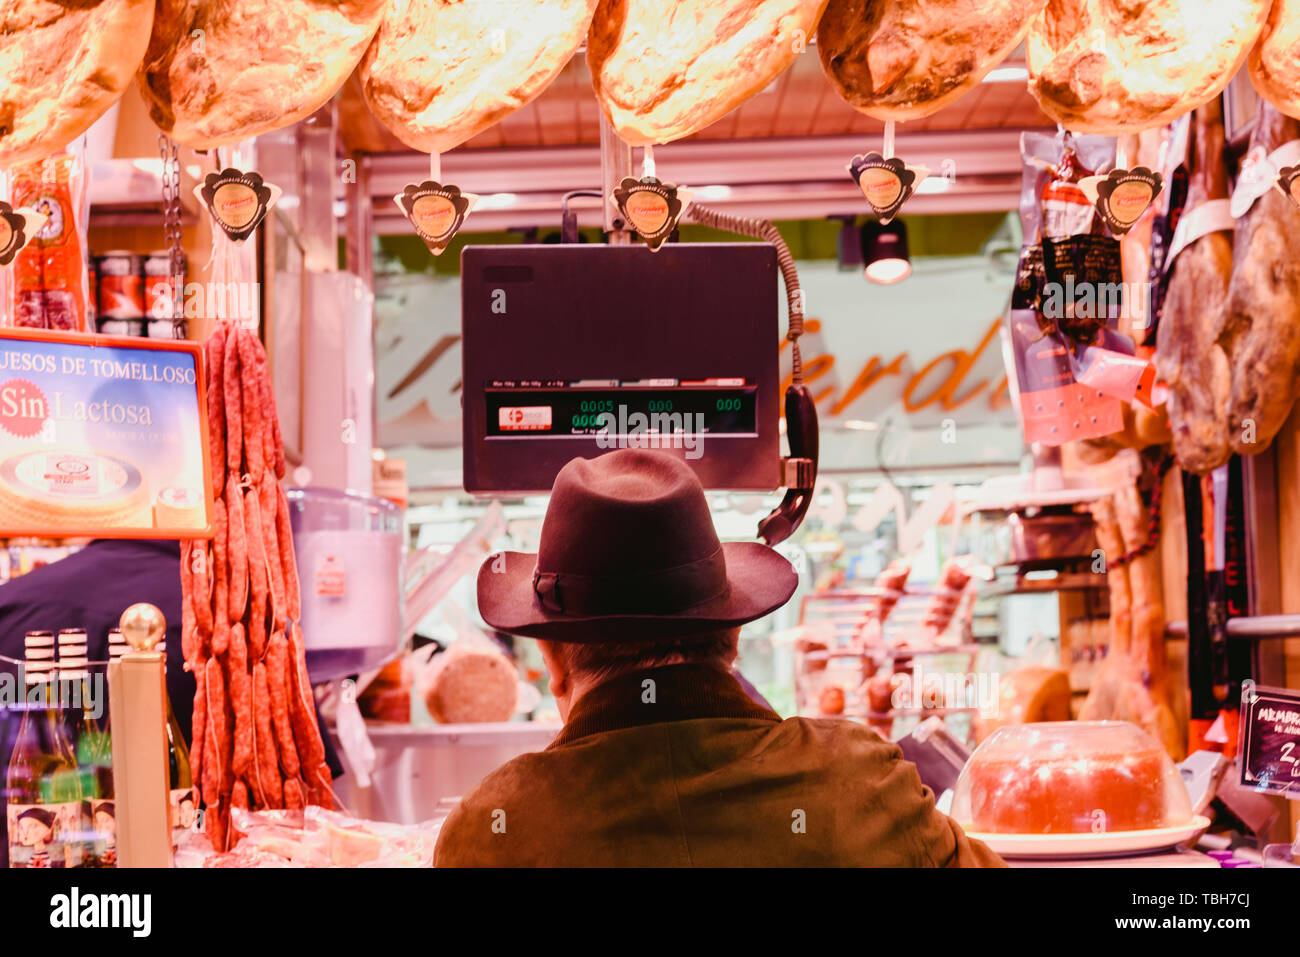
[551,627,740,685]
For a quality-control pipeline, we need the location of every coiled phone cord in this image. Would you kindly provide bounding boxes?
[682,204,806,385]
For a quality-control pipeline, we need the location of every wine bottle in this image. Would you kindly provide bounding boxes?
[5,632,83,868]
[165,694,195,848]
[58,629,104,866]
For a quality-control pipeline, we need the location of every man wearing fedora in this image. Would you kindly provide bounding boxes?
[434,449,1003,867]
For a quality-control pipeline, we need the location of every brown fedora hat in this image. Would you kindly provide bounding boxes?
[477,449,798,642]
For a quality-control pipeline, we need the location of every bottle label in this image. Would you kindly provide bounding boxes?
[7,801,81,868]
[170,787,197,848]
[88,798,117,867]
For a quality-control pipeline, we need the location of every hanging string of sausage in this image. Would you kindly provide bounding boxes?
[181,321,333,853]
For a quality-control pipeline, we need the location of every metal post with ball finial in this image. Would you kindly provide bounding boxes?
[106,602,173,867]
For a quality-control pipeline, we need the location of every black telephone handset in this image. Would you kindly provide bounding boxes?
[757,383,818,546]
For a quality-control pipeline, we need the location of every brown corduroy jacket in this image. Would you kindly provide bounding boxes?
[433,663,1005,867]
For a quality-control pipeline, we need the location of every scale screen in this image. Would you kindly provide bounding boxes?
[487,382,757,437]
[462,245,780,492]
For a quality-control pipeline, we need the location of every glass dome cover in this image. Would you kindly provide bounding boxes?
[951,720,1193,834]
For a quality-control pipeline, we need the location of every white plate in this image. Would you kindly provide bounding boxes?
[963,816,1212,859]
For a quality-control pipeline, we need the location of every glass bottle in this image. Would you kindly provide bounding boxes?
[5,632,83,868]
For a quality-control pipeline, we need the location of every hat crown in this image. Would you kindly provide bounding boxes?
[537,450,721,577]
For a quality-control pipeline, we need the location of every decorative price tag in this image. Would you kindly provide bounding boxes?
[1230,140,1300,218]
[195,169,280,242]
[1239,682,1300,797]
[394,181,478,256]
[848,153,930,224]
[1275,164,1300,211]
[0,201,46,267]
[611,176,691,251]
[1079,167,1163,236]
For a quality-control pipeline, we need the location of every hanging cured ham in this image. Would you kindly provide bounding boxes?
[1155,102,1233,474]
[1223,104,1300,456]
[1026,0,1269,134]
[1250,0,1300,118]
[587,0,829,145]
[1079,483,1183,759]
[359,0,598,154]
[137,0,386,149]
[816,0,1043,120]
[0,0,155,165]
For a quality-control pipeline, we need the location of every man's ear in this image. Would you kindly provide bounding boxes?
[536,639,569,698]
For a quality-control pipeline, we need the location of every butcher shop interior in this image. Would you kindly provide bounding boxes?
[2,0,1300,891]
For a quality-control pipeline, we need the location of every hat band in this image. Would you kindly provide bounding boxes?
[533,547,729,617]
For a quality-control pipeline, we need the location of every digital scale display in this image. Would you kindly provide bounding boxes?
[461,244,780,492]
[486,379,758,438]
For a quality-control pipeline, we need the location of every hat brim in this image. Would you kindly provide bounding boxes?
[476,542,798,642]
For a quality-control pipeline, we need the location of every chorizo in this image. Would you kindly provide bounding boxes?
[225,482,248,624]
[275,484,301,624]
[257,344,286,479]
[235,328,266,481]
[190,541,213,639]
[223,319,243,478]
[205,324,227,496]
[256,479,286,631]
[282,777,304,811]
[202,657,227,809]
[229,623,255,790]
[287,627,332,805]
[246,485,277,643]
[253,661,284,806]
[266,630,301,779]
[180,544,198,669]
[190,660,207,809]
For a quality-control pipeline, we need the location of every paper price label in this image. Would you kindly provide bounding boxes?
[395,181,477,256]
[0,201,47,267]
[848,153,930,224]
[196,169,280,242]
[611,176,691,251]
[1079,167,1163,236]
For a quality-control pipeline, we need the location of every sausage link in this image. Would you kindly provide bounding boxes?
[211,498,229,656]
[190,541,213,639]
[229,782,248,841]
[282,777,304,811]
[205,799,228,855]
[229,623,255,791]
[275,483,301,624]
[190,660,207,809]
[256,342,286,479]
[253,661,284,807]
[202,657,227,809]
[180,543,197,669]
[235,329,266,481]
[256,479,286,631]
[225,482,248,625]
[286,625,331,805]
[246,485,275,646]
[205,324,227,497]
[266,630,301,779]
[223,319,243,478]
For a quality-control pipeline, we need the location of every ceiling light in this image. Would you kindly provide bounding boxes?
[861,220,911,284]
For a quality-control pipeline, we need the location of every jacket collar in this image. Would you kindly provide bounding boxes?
[549,663,780,748]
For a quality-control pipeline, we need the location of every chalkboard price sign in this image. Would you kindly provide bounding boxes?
[1239,682,1300,797]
